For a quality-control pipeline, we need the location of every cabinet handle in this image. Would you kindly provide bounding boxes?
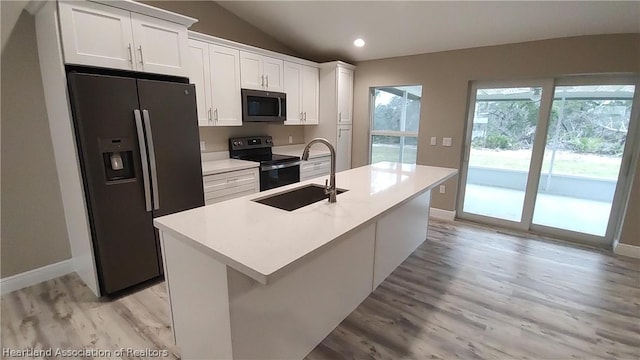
[127,43,133,63]
[338,128,342,138]
[208,108,212,124]
[266,75,269,88]
[261,75,264,88]
[214,108,219,122]
[299,112,303,121]
[304,112,307,121]
[138,45,144,65]
[339,112,342,122]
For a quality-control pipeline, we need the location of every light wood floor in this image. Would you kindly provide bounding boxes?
[2,220,639,359]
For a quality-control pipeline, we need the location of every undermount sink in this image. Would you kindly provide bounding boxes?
[253,184,348,211]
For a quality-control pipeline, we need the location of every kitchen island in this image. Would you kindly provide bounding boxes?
[154,162,457,359]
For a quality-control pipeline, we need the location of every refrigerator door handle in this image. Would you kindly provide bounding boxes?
[133,110,152,212]
[142,109,160,211]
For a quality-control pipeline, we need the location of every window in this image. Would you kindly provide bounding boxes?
[369,86,422,164]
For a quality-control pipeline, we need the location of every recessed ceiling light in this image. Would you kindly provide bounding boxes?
[353,38,365,47]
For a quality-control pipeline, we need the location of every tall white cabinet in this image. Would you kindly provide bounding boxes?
[306,62,355,172]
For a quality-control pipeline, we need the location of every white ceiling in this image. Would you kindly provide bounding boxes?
[216,1,640,63]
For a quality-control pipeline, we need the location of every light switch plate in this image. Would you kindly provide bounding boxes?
[430,137,437,146]
[200,141,206,151]
[442,137,453,147]
[439,185,446,194]
[289,135,293,144]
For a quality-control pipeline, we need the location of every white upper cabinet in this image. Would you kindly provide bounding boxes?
[240,51,284,92]
[186,39,242,127]
[59,1,135,71]
[58,1,190,77]
[337,67,353,124]
[130,13,188,77]
[301,66,319,124]
[209,44,242,126]
[187,39,211,126]
[284,62,319,125]
[284,62,302,124]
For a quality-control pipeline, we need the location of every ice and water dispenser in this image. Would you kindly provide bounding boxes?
[100,138,135,182]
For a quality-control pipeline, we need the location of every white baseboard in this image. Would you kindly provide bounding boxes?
[0,259,73,295]
[429,208,456,221]
[614,243,640,259]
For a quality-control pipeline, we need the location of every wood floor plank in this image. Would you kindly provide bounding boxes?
[2,220,638,359]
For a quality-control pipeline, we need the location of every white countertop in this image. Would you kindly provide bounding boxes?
[201,158,259,176]
[272,144,331,159]
[155,162,457,284]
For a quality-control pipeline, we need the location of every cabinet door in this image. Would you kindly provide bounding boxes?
[210,44,242,126]
[301,66,319,124]
[337,68,353,124]
[130,12,188,77]
[336,125,352,172]
[239,51,264,90]
[58,1,135,70]
[263,56,284,92]
[187,39,212,126]
[284,62,302,125]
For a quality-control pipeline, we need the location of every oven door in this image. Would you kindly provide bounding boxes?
[260,162,300,191]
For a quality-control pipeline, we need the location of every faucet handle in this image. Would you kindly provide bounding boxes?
[324,179,330,194]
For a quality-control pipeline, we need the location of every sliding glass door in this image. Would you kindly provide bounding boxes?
[459,77,639,246]
[462,86,544,222]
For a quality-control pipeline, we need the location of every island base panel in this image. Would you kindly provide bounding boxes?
[227,222,376,359]
[160,233,233,359]
[373,191,431,289]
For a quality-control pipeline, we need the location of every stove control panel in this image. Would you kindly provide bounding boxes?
[229,136,273,151]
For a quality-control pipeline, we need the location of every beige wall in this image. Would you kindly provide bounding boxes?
[199,125,304,152]
[1,8,71,277]
[140,0,299,58]
[352,34,640,244]
[619,154,640,246]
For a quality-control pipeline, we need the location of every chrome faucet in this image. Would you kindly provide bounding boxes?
[302,138,337,203]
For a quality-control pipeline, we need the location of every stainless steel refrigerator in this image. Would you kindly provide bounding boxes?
[67,72,204,295]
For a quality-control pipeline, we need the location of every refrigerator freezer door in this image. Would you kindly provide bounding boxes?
[67,73,161,295]
[136,79,205,217]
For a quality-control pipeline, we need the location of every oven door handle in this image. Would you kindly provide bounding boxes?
[261,161,301,171]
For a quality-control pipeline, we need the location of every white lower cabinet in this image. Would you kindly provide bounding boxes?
[300,155,331,181]
[203,168,259,205]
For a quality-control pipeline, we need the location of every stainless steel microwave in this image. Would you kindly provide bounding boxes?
[241,89,287,123]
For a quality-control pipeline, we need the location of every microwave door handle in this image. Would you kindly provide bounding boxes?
[278,97,282,117]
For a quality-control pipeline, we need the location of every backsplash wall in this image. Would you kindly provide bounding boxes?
[199,124,306,152]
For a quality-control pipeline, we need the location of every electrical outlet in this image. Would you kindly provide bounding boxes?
[430,137,437,146]
[442,137,453,147]
[200,141,205,151]
[288,135,293,144]
[439,185,446,194]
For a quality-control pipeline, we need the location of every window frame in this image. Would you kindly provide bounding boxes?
[368,86,422,164]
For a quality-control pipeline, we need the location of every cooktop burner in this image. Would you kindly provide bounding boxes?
[228,135,300,165]
[233,153,299,165]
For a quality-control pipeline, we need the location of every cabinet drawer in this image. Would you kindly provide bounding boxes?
[300,156,330,178]
[204,183,258,205]
[203,168,259,192]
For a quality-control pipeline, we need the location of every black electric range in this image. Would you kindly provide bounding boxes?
[229,136,300,191]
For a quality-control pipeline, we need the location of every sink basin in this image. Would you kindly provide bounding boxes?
[253,184,348,211]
